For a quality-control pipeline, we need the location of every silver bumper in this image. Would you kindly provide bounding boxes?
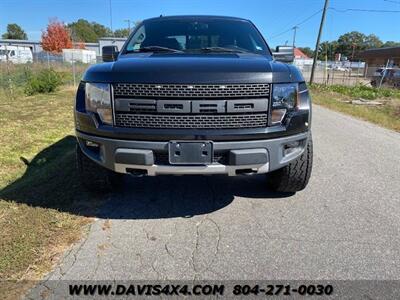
[114,162,270,176]
[76,131,310,176]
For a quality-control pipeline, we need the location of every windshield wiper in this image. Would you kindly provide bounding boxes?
[129,46,183,53]
[198,47,248,53]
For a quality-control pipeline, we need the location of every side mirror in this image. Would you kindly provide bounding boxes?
[102,45,119,62]
[273,46,294,63]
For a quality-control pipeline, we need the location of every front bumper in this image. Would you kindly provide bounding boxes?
[76,130,310,176]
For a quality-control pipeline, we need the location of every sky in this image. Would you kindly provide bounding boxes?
[0,0,399,48]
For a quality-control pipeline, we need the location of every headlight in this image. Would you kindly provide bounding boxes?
[271,83,310,125]
[85,83,113,125]
[271,83,297,124]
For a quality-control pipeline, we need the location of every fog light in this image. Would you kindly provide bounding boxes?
[285,141,300,149]
[271,109,286,124]
[85,140,99,148]
[283,141,300,156]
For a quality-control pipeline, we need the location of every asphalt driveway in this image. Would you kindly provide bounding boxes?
[42,105,400,281]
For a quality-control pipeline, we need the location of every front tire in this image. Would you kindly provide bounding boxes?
[266,136,313,193]
[76,144,123,192]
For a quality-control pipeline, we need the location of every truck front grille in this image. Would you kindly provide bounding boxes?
[114,83,270,99]
[115,113,268,129]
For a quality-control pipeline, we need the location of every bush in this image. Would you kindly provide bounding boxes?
[309,83,400,100]
[24,68,63,95]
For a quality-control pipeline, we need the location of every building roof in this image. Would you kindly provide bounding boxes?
[99,37,127,42]
[0,39,40,44]
[294,48,310,59]
[360,47,400,59]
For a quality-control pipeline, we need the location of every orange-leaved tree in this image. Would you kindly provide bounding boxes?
[75,41,86,49]
[41,19,73,53]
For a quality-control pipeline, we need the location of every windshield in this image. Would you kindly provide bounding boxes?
[124,18,269,55]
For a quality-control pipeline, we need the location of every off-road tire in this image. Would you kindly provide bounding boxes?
[76,144,123,192]
[266,136,313,193]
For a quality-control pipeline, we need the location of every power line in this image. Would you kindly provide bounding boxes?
[384,0,400,4]
[330,7,400,13]
[268,9,323,40]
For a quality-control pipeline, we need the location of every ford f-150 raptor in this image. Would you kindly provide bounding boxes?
[74,15,313,193]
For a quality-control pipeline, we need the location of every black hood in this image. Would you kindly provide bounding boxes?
[83,53,303,84]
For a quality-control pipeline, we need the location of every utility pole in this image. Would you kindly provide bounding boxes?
[292,26,298,48]
[310,0,329,84]
[109,0,113,35]
[351,43,356,60]
[124,19,131,32]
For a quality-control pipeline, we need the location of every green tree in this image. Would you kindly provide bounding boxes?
[314,32,399,62]
[2,23,28,40]
[114,28,131,38]
[364,34,383,49]
[382,41,400,48]
[67,19,112,42]
[92,22,112,38]
[318,41,338,61]
[336,31,366,59]
[113,21,141,38]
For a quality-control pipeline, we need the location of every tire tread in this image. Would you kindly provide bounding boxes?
[267,136,313,193]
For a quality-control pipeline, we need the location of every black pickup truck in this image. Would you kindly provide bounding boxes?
[74,15,312,193]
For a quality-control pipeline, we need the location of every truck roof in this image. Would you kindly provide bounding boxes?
[143,15,250,23]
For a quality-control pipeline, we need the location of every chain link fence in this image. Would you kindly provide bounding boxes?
[0,51,101,98]
[1,52,399,99]
[295,59,370,86]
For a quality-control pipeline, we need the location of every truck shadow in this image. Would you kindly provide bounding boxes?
[0,136,294,220]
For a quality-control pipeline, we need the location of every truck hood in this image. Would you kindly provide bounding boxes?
[83,53,303,84]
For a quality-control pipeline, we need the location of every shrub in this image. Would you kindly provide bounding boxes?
[24,68,63,95]
[309,83,400,100]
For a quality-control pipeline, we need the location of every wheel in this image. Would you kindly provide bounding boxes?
[76,144,123,192]
[266,136,313,193]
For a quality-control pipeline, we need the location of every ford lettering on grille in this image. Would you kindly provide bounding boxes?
[113,83,270,129]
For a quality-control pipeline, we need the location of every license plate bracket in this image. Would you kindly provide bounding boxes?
[169,141,213,165]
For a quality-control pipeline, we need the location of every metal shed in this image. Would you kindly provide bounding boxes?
[360,47,400,76]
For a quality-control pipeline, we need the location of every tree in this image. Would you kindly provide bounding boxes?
[114,28,131,38]
[382,41,400,48]
[297,47,314,58]
[2,23,27,40]
[113,21,141,38]
[92,22,112,38]
[75,41,86,49]
[364,34,383,49]
[312,31,399,62]
[67,19,112,42]
[336,31,366,59]
[317,41,338,61]
[41,19,73,53]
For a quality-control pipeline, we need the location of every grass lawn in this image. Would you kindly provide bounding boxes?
[310,84,400,132]
[0,87,102,298]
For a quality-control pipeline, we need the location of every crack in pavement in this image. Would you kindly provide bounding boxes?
[190,216,221,277]
[164,222,178,259]
[188,177,223,278]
